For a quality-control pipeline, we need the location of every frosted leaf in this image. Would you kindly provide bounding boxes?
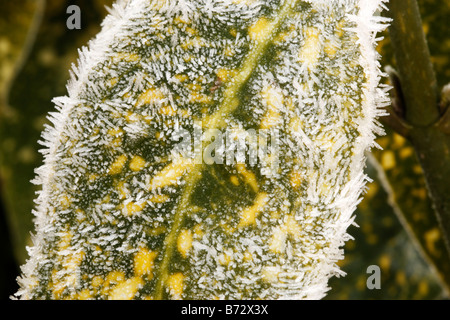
[15,0,390,300]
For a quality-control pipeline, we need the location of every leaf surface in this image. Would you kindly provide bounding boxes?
[15,0,389,300]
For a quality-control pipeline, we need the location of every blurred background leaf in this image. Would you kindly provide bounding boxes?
[0,0,114,299]
[327,153,449,299]
[0,0,449,299]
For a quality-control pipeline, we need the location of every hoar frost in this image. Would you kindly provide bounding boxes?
[15,0,390,300]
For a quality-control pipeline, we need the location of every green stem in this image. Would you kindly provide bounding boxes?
[386,0,439,127]
[386,0,450,264]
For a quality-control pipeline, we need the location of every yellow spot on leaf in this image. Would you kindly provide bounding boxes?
[248,17,273,42]
[238,193,268,228]
[335,19,346,38]
[88,174,98,183]
[411,188,427,200]
[413,164,423,174]
[290,170,302,189]
[269,226,287,254]
[60,195,71,210]
[151,0,169,11]
[51,271,65,299]
[379,254,391,271]
[92,276,103,288]
[109,154,127,175]
[223,46,234,57]
[147,226,167,236]
[129,155,146,171]
[182,37,210,50]
[109,277,143,300]
[167,273,184,299]
[193,224,205,238]
[111,137,123,148]
[174,15,190,25]
[189,92,213,104]
[102,271,125,295]
[175,74,188,82]
[230,175,240,186]
[285,215,301,236]
[134,248,158,277]
[187,83,202,91]
[60,250,85,278]
[177,229,193,258]
[260,85,283,129]
[216,68,236,82]
[269,215,301,253]
[243,251,253,262]
[270,210,280,220]
[116,181,129,200]
[289,116,304,134]
[160,105,177,116]
[381,150,396,170]
[218,249,233,266]
[185,26,197,35]
[109,77,118,87]
[299,27,321,70]
[273,30,289,44]
[418,280,429,297]
[148,194,170,203]
[77,289,92,300]
[125,111,141,122]
[399,147,414,159]
[424,228,441,257]
[136,88,165,107]
[58,231,73,251]
[115,52,140,62]
[393,132,406,147]
[124,201,147,216]
[149,157,193,190]
[261,266,281,283]
[324,39,337,58]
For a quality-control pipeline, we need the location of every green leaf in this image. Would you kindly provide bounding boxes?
[15,0,389,300]
[372,130,450,294]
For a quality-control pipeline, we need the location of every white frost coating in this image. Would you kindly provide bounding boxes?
[15,0,390,300]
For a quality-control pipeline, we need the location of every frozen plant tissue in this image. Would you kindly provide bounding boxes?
[15,0,390,300]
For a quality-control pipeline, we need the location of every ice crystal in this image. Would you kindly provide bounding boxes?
[15,0,390,300]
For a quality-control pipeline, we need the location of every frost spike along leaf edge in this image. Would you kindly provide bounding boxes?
[15,0,390,300]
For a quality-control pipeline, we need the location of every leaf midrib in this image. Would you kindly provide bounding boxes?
[154,0,297,299]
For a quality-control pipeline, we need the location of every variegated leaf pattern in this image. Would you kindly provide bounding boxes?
[15,0,389,299]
